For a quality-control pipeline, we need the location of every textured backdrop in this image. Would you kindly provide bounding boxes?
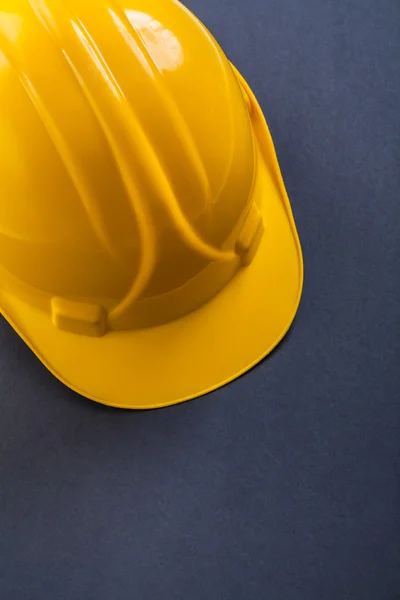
[1,1,399,598]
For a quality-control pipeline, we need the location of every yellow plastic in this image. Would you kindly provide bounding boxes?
[0,0,303,409]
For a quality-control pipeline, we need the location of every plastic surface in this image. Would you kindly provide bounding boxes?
[0,0,303,409]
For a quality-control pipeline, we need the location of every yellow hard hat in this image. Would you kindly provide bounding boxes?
[0,0,303,409]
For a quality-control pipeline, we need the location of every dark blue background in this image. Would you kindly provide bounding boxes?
[1,1,399,598]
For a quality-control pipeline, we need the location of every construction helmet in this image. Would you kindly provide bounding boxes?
[0,0,303,409]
